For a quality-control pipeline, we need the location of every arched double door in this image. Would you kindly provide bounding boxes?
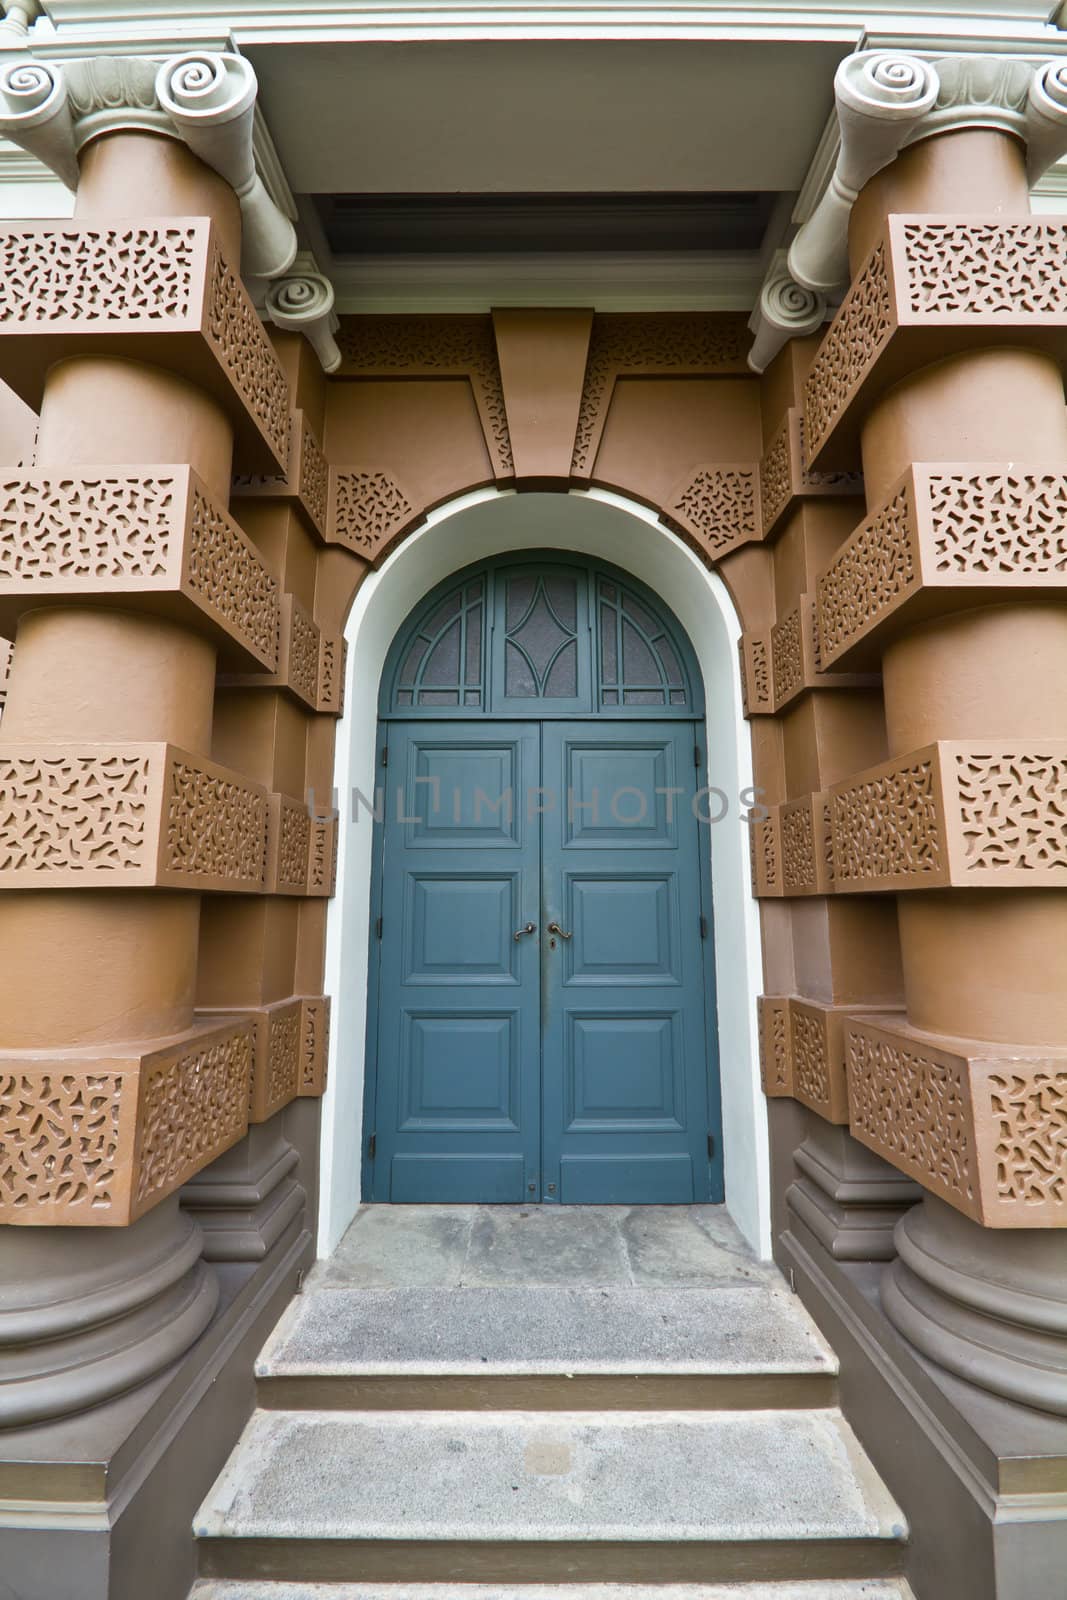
[364,552,722,1204]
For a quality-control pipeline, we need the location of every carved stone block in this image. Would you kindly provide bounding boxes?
[758,995,793,1096]
[762,995,899,1124]
[749,809,781,898]
[329,466,421,562]
[0,467,279,671]
[818,463,1067,669]
[830,742,1067,892]
[846,1011,1067,1228]
[298,994,331,1096]
[250,998,303,1123]
[779,791,834,897]
[758,407,863,542]
[219,591,343,713]
[663,463,760,560]
[0,220,289,472]
[738,630,773,717]
[0,1013,253,1226]
[231,411,330,542]
[0,743,267,890]
[805,217,1067,468]
[0,636,10,712]
[266,794,337,898]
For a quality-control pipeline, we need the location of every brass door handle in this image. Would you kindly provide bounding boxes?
[546,921,572,941]
[513,922,537,941]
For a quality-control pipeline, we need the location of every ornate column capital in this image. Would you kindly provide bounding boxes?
[0,1,43,37]
[789,49,1067,298]
[265,260,341,374]
[0,47,297,278]
[747,250,826,375]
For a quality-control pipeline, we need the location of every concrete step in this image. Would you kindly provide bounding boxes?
[194,1408,907,1584]
[191,1583,918,1599]
[255,1285,838,1410]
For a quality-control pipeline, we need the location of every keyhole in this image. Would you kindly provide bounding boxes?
[549,936,557,949]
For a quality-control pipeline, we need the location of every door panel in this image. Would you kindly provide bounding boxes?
[541,722,716,1205]
[372,718,719,1205]
[374,723,541,1202]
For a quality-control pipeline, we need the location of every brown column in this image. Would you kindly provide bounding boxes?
[0,133,247,1425]
[849,129,1067,1411]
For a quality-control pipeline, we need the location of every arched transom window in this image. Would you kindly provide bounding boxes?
[383,554,701,717]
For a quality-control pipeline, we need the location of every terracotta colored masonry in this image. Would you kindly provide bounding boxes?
[0,133,332,1226]
[792,129,1067,1228]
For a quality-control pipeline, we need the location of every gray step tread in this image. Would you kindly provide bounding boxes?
[190,1582,917,1599]
[256,1285,837,1378]
[195,1408,905,1546]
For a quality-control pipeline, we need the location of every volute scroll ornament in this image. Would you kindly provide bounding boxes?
[747,252,826,375]
[265,270,342,373]
[0,56,78,189]
[789,51,939,297]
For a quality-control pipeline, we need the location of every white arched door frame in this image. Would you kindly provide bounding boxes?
[320,487,770,1257]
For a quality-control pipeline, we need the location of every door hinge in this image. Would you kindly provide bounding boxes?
[381,745,388,768]
[699,914,708,940]
[368,1132,377,1160]
[707,1133,715,1159]
[694,743,701,769]
[375,915,383,939]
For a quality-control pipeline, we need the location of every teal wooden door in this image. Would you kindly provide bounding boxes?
[372,723,542,1202]
[541,722,714,1203]
[367,554,722,1204]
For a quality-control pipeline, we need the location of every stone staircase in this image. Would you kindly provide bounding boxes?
[190,1205,912,1597]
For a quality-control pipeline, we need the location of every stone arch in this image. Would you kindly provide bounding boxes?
[320,485,769,1257]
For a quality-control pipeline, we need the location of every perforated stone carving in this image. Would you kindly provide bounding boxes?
[219,592,341,713]
[299,995,330,1096]
[0,220,288,472]
[0,468,279,671]
[309,812,338,897]
[335,315,513,476]
[831,742,1067,890]
[665,465,759,558]
[245,999,303,1123]
[758,996,793,1097]
[817,465,1067,669]
[571,313,750,477]
[771,607,804,705]
[804,218,1067,468]
[738,631,773,717]
[846,1011,1067,1226]
[232,411,330,542]
[0,1015,253,1226]
[779,793,833,897]
[0,636,11,713]
[0,743,267,890]
[750,810,781,898]
[759,408,863,540]
[331,468,417,561]
[164,760,266,889]
[266,792,313,896]
[318,632,346,715]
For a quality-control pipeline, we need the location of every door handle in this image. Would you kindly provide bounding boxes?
[546,921,572,941]
[513,921,537,941]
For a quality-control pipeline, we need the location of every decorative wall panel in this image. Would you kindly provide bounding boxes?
[0,1014,253,1226]
[231,410,330,542]
[846,1011,1067,1227]
[779,792,834,897]
[0,743,267,890]
[330,467,420,562]
[309,812,338,897]
[571,313,750,478]
[298,995,331,1096]
[758,407,863,542]
[266,792,337,897]
[663,463,760,559]
[0,636,10,713]
[817,464,1067,668]
[749,809,781,898]
[830,742,1067,891]
[219,591,343,713]
[0,221,289,472]
[738,630,773,717]
[758,995,793,1097]
[742,596,879,717]
[334,315,513,478]
[0,468,279,671]
[804,218,1067,468]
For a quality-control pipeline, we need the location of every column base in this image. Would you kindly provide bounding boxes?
[787,1120,921,1260]
[182,1120,305,1262]
[882,1194,1067,1416]
[0,1197,216,1428]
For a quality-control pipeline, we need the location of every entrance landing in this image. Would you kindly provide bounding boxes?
[309,1203,775,1290]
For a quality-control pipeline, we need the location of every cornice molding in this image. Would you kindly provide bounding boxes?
[0,46,296,274]
[790,49,1067,295]
[23,2,1067,50]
